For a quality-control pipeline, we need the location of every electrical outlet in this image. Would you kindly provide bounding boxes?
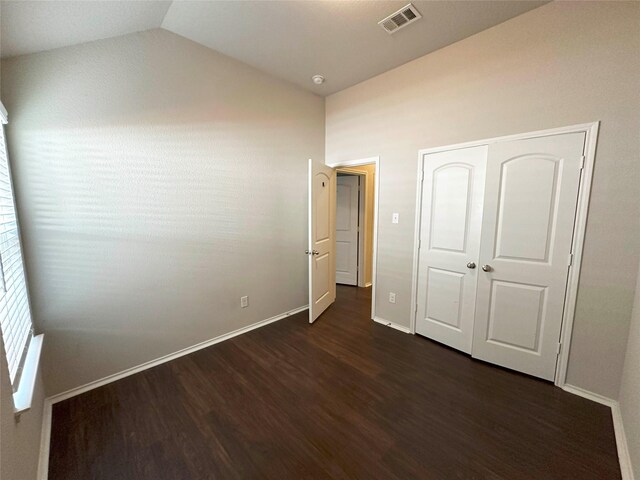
[392,213,399,224]
[389,292,396,304]
[240,296,249,308]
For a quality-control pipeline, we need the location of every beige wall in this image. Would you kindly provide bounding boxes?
[326,1,640,399]
[337,164,375,286]
[1,29,325,396]
[620,256,640,476]
[0,341,45,480]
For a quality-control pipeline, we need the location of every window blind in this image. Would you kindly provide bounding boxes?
[0,122,33,389]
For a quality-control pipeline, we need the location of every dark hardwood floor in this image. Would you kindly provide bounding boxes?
[49,285,621,479]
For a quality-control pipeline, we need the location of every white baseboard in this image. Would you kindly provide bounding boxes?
[562,384,634,480]
[373,316,411,334]
[48,305,308,405]
[37,398,52,480]
[612,402,635,480]
[561,384,616,407]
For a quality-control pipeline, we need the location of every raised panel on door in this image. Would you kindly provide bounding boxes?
[336,175,359,285]
[472,132,585,380]
[415,146,487,353]
[309,160,336,323]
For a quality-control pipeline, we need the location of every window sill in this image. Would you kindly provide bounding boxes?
[13,334,43,416]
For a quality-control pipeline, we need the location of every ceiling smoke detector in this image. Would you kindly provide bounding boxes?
[378,3,422,34]
[312,75,325,85]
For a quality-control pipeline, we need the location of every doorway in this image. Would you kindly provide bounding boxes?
[335,166,375,290]
[334,164,376,316]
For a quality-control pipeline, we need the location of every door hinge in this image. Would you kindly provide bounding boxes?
[567,253,573,266]
[418,238,422,249]
[556,342,562,355]
[420,169,425,182]
[580,155,585,170]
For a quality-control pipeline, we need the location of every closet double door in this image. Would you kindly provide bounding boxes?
[415,132,585,381]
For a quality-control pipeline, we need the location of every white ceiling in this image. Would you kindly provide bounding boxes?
[1,0,547,96]
[0,1,172,58]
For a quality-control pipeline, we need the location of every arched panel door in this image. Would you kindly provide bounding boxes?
[472,132,585,380]
[308,159,336,323]
[415,146,487,353]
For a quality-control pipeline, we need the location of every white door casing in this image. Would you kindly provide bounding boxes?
[415,146,487,353]
[471,132,585,380]
[308,159,336,323]
[336,175,359,286]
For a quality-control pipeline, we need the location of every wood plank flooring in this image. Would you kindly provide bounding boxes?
[49,286,621,479]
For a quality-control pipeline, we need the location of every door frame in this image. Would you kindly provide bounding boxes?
[410,122,599,387]
[327,156,380,319]
[336,170,367,287]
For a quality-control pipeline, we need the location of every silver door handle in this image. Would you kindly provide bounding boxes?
[305,250,311,255]
[312,250,319,255]
[482,264,492,272]
[467,262,476,269]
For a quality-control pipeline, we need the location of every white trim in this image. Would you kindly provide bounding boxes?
[554,122,599,387]
[13,334,44,414]
[308,159,314,322]
[48,305,308,405]
[328,157,380,320]
[37,398,52,480]
[562,384,634,480]
[373,316,412,334]
[410,151,424,334]
[416,122,599,157]
[612,403,635,480]
[0,101,7,124]
[357,173,365,287]
[561,384,616,407]
[410,122,599,385]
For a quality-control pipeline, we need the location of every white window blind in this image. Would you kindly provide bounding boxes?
[0,120,34,390]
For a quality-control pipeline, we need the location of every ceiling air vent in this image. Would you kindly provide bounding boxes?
[378,3,422,34]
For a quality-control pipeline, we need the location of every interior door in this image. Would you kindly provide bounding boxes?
[336,175,359,286]
[415,146,487,353]
[308,159,336,323]
[472,132,585,380]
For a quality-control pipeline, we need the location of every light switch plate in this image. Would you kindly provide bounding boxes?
[241,296,249,308]
[392,213,399,224]
[389,292,396,304]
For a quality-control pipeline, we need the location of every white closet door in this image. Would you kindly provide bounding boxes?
[415,146,487,353]
[336,175,359,285]
[472,132,585,380]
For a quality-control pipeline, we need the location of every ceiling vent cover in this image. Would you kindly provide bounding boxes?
[378,3,422,34]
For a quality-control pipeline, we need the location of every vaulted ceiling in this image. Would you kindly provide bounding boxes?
[1,1,547,95]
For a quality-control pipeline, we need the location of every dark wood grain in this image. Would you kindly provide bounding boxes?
[49,286,621,479]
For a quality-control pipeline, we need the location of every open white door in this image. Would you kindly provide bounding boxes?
[471,132,585,380]
[415,146,487,353]
[336,175,359,286]
[308,159,336,323]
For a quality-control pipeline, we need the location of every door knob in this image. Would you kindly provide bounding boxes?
[482,264,492,272]
[466,262,476,269]
[312,250,320,255]
[305,250,311,255]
